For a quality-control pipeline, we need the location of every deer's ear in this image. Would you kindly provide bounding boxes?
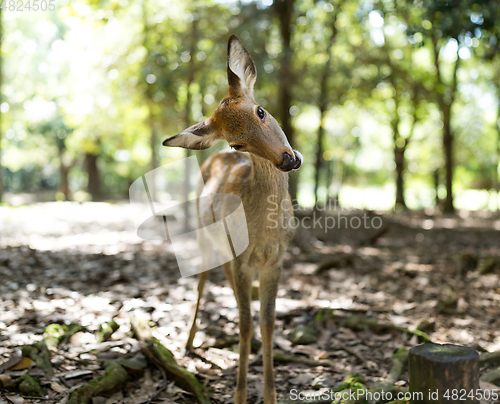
[162,119,220,150]
[227,35,257,96]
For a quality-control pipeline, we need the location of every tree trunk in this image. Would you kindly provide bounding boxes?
[59,165,70,200]
[314,109,325,208]
[434,169,440,208]
[181,18,198,232]
[274,0,297,202]
[442,103,454,213]
[431,33,458,214]
[86,153,102,201]
[198,82,209,164]
[494,102,500,215]
[0,8,3,202]
[391,92,407,210]
[332,158,344,206]
[325,159,333,203]
[150,118,157,173]
[58,147,71,201]
[313,9,339,207]
[395,145,406,209]
[143,0,157,199]
[148,112,157,199]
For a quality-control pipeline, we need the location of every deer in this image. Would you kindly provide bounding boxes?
[162,35,302,404]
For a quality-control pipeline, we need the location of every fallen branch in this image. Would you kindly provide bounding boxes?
[43,323,84,350]
[201,337,240,350]
[477,258,498,275]
[68,361,129,404]
[341,315,432,343]
[130,316,211,404]
[343,347,367,365]
[480,367,500,384]
[480,350,500,366]
[5,374,45,397]
[338,374,408,404]
[97,320,119,342]
[315,253,354,274]
[364,221,389,246]
[22,341,53,379]
[369,349,408,391]
[272,352,335,368]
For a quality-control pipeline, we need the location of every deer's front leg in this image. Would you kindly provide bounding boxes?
[233,261,253,404]
[258,266,281,404]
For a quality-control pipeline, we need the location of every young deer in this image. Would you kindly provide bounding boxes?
[162,35,302,404]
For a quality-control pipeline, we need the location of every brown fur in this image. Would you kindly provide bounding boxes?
[189,151,294,404]
[163,35,301,404]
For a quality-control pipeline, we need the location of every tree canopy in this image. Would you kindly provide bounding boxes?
[1,0,499,212]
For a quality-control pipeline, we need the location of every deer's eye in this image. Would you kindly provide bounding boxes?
[257,106,265,121]
[231,145,244,151]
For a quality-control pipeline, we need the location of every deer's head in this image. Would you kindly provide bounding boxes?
[163,35,302,172]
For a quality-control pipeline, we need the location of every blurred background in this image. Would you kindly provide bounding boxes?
[1,0,500,213]
[1,2,500,401]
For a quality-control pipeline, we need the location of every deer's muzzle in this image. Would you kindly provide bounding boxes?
[278,150,303,172]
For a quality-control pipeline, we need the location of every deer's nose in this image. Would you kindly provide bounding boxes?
[293,150,303,170]
[279,152,296,172]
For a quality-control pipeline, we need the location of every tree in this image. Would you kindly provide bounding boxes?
[273,0,298,202]
[0,8,3,202]
[477,3,500,213]
[312,4,341,207]
[419,0,499,212]
[382,1,428,209]
[429,27,460,213]
[85,140,102,201]
[38,116,73,200]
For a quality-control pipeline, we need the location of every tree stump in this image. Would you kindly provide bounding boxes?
[409,343,479,404]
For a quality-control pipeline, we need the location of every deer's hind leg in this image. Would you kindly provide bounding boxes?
[232,260,253,404]
[222,262,238,302]
[186,269,211,351]
[258,265,281,404]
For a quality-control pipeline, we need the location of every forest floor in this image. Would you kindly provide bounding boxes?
[1,202,500,404]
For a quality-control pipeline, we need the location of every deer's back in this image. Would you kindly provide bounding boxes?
[199,151,252,197]
[198,151,294,269]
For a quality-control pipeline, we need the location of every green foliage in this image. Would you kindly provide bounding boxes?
[2,0,499,210]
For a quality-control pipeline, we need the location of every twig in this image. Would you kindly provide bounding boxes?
[342,347,366,365]
[67,361,129,404]
[480,367,500,384]
[272,352,336,368]
[130,316,211,404]
[369,349,408,390]
[480,350,500,365]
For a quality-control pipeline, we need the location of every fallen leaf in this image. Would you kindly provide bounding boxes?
[50,381,68,393]
[9,357,35,371]
[64,370,94,379]
[289,373,315,385]
[0,374,12,386]
[0,352,23,373]
[6,396,24,404]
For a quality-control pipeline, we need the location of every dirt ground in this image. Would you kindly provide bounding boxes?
[0,202,499,403]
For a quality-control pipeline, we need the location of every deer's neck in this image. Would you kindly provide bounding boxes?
[249,153,289,201]
[244,153,295,259]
